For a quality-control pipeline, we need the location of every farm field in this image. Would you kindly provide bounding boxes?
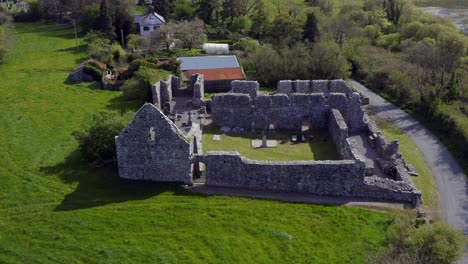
[0,22,394,263]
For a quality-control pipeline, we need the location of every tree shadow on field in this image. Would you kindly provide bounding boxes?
[56,44,88,54]
[40,149,196,211]
[14,23,79,40]
[106,95,142,113]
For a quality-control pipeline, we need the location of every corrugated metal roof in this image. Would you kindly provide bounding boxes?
[183,68,244,81]
[178,56,240,71]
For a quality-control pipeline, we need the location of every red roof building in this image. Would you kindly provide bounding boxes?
[178,55,245,92]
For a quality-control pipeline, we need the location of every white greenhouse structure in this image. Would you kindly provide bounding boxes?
[203,43,229,55]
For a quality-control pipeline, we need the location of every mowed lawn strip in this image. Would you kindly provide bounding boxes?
[0,22,392,263]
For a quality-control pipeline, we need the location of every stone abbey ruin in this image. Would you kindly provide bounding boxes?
[115,75,422,207]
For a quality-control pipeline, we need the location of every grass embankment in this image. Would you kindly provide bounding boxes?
[203,126,338,161]
[374,119,436,211]
[0,22,393,263]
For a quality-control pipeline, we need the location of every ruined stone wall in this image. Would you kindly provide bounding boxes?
[202,151,421,205]
[231,80,259,98]
[277,80,353,95]
[171,75,193,96]
[151,78,172,108]
[361,176,421,206]
[203,152,365,197]
[211,94,253,129]
[328,109,349,159]
[191,74,205,107]
[211,91,363,131]
[115,104,193,184]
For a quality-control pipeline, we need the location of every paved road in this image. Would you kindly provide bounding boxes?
[349,80,468,263]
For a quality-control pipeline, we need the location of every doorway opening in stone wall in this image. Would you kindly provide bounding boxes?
[193,162,206,185]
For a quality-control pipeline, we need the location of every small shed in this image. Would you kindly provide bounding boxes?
[178,55,245,92]
[69,59,106,82]
[203,43,229,55]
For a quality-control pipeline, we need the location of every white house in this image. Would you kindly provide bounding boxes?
[134,6,166,39]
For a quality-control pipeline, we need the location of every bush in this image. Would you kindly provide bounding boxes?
[128,59,158,73]
[79,4,100,33]
[73,112,134,167]
[121,67,170,102]
[82,62,103,81]
[376,33,401,51]
[370,218,465,264]
[156,57,180,75]
[13,2,41,22]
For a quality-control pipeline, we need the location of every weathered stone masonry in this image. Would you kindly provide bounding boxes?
[116,78,422,206]
[211,80,365,132]
[115,104,198,184]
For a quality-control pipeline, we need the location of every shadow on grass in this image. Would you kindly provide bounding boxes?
[106,95,142,112]
[40,150,197,211]
[56,44,88,54]
[14,22,79,40]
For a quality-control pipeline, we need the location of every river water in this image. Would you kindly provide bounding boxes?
[414,0,468,33]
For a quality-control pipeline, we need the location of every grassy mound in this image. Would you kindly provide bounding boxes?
[0,23,392,263]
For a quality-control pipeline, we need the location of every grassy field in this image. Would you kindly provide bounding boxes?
[374,118,437,211]
[203,126,338,161]
[0,22,397,263]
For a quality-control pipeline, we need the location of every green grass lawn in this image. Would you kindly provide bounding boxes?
[0,22,394,263]
[374,118,437,211]
[203,126,338,161]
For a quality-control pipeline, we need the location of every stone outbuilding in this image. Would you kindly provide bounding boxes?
[115,103,199,184]
[69,58,106,82]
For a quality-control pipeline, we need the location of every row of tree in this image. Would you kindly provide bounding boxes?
[0,7,12,63]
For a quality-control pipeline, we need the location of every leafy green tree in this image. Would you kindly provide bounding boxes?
[247,45,282,86]
[94,0,115,41]
[325,15,357,47]
[268,14,303,47]
[121,67,170,102]
[174,1,196,20]
[0,25,9,63]
[222,0,261,26]
[88,37,112,62]
[406,32,467,101]
[79,4,100,33]
[153,0,175,18]
[249,0,269,42]
[309,41,351,79]
[303,12,319,42]
[382,0,404,25]
[196,0,222,25]
[73,112,134,167]
[126,34,149,52]
[150,23,177,51]
[175,18,207,50]
[113,0,134,46]
[371,218,465,264]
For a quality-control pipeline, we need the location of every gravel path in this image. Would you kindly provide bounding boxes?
[349,80,468,263]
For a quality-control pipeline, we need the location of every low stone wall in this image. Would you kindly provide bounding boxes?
[361,176,421,206]
[202,151,421,205]
[203,152,365,197]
